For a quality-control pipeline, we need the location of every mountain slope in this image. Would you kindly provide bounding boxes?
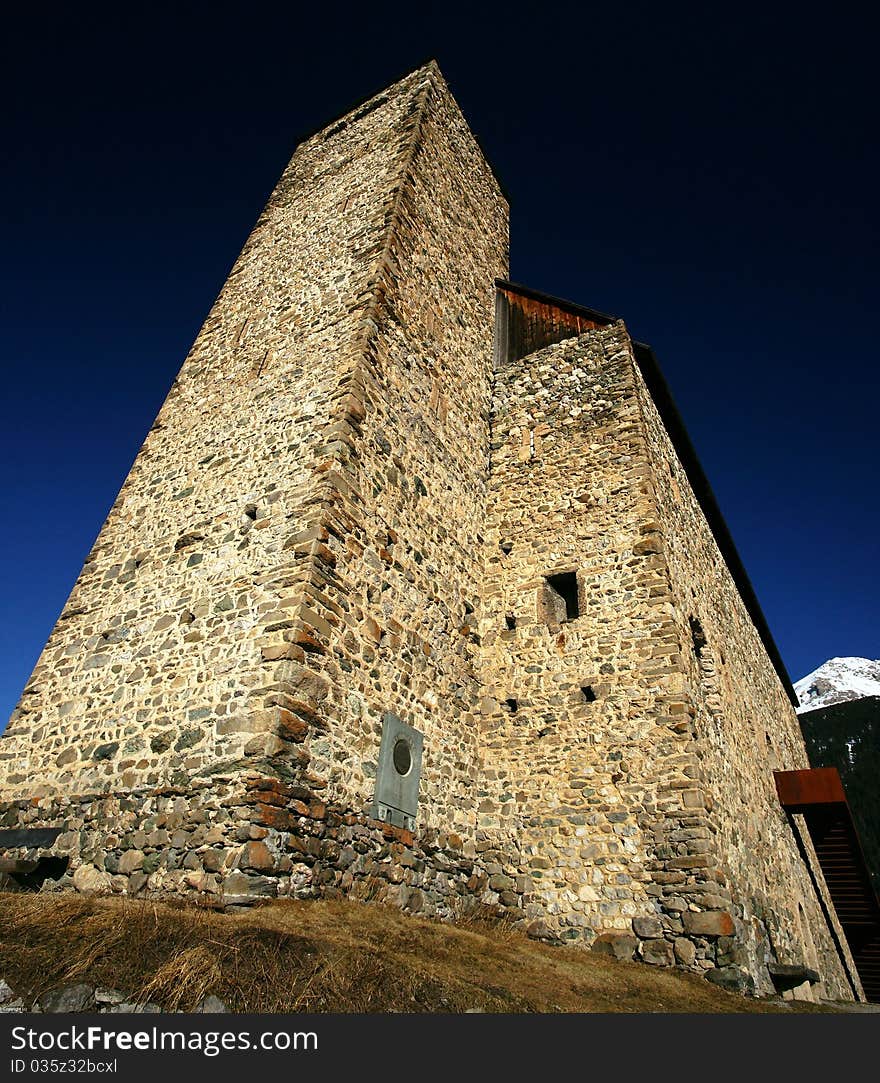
[795,657,880,714]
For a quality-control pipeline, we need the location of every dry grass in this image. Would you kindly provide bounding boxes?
[0,891,828,1013]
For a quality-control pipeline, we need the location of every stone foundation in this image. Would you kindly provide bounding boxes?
[0,780,529,923]
[1,779,845,1000]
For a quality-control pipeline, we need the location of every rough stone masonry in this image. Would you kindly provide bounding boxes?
[0,61,862,1002]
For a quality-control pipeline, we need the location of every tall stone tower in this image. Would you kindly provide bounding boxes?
[0,62,863,1001]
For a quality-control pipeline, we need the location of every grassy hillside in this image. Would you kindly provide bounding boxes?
[0,892,836,1013]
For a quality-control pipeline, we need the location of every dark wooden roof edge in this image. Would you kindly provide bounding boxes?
[631,341,798,707]
[496,279,619,325]
[291,60,511,206]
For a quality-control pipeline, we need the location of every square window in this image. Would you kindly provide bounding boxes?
[541,571,579,624]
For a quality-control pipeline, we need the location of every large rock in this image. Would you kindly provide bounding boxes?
[128,871,148,895]
[526,919,553,940]
[222,870,277,903]
[240,840,274,871]
[39,983,96,1013]
[681,910,734,937]
[767,963,820,991]
[706,966,755,995]
[197,995,229,1013]
[118,850,145,875]
[673,937,697,966]
[0,979,24,1013]
[591,932,638,961]
[632,915,664,939]
[641,939,674,966]
[72,864,111,895]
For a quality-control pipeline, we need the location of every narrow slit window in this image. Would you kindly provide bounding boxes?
[505,613,517,630]
[581,685,596,702]
[689,616,707,658]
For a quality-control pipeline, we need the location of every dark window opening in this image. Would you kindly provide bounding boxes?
[500,540,513,555]
[6,855,69,892]
[505,613,517,630]
[505,698,519,713]
[689,616,707,658]
[581,685,596,702]
[244,504,257,521]
[543,571,579,623]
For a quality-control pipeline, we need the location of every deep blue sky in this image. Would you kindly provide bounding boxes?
[2,4,877,729]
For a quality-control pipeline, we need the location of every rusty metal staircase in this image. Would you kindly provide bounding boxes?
[776,768,880,1002]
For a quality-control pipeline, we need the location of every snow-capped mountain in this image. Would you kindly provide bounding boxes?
[794,657,880,714]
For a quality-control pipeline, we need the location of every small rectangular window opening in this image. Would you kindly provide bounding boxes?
[505,698,519,713]
[581,685,596,702]
[543,571,579,623]
[505,613,517,630]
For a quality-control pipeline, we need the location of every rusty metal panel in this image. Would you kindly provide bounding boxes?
[775,767,848,809]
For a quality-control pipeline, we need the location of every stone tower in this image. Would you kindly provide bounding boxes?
[0,62,862,1001]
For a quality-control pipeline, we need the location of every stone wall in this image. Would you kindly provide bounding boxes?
[478,322,855,998]
[1,775,529,922]
[632,356,858,998]
[269,65,508,836]
[480,326,709,952]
